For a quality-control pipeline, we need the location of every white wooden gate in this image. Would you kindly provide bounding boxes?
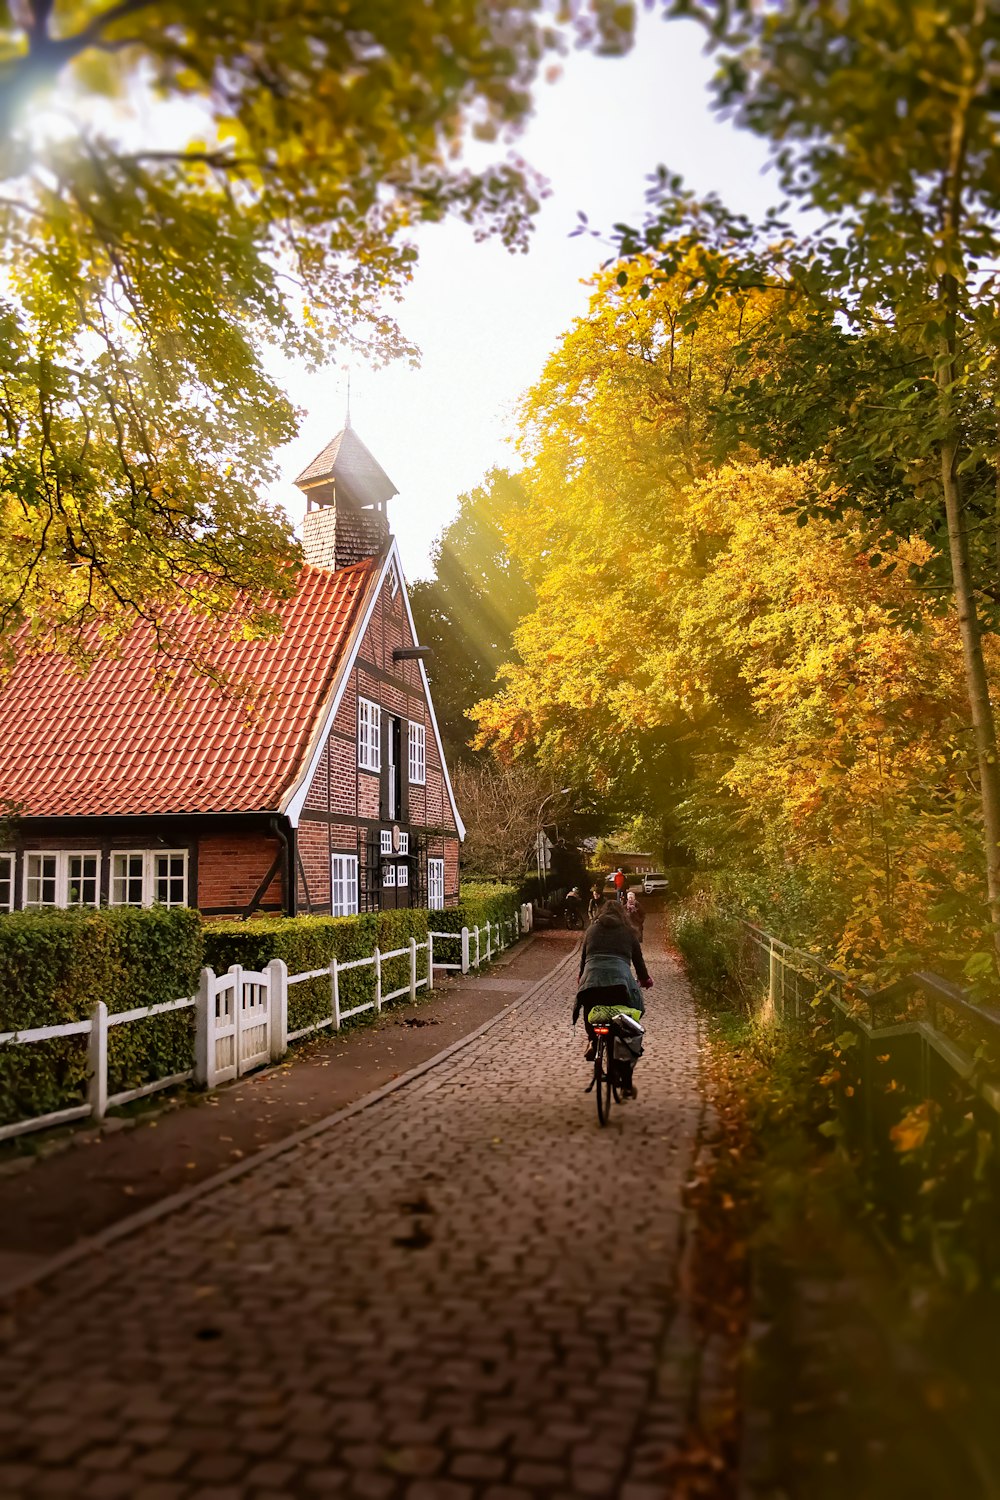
[195,962,284,1088]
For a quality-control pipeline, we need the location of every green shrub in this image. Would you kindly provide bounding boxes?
[433,881,520,939]
[672,892,755,1010]
[203,908,432,1034]
[0,906,203,1126]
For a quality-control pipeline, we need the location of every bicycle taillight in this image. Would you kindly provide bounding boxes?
[592,1025,610,1035]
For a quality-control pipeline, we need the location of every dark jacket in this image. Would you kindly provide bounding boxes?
[626,899,645,941]
[578,912,650,986]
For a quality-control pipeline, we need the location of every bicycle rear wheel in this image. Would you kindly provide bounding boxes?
[595,1036,612,1126]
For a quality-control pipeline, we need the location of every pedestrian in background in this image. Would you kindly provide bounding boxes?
[625,889,645,942]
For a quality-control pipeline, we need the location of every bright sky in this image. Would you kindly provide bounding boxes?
[271,12,778,582]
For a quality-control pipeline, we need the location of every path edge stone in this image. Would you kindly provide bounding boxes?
[0,943,581,1306]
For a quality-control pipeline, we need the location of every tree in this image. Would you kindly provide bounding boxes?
[0,0,638,671]
[471,258,775,826]
[410,470,534,761]
[451,757,566,884]
[618,0,1000,964]
[473,263,995,978]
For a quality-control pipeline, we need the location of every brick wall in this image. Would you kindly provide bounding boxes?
[292,551,462,911]
[296,820,330,912]
[198,833,284,917]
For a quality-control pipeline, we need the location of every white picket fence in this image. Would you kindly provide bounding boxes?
[0,910,530,1144]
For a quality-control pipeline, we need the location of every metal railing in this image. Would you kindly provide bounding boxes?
[744,923,1000,1116]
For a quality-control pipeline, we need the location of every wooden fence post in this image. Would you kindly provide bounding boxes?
[88,1001,108,1121]
[375,948,382,1013]
[331,956,341,1030]
[427,932,435,991]
[461,927,470,974]
[267,957,288,1062]
[231,964,244,1076]
[475,926,481,968]
[194,967,214,1086]
[409,937,417,1002]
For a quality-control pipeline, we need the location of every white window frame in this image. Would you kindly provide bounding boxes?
[382,863,396,888]
[0,851,14,912]
[408,721,426,786]
[108,849,189,908]
[24,850,102,910]
[153,850,189,908]
[428,858,445,911]
[380,828,392,856]
[331,854,359,917]
[387,559,400,599]
[358,697,381,773]
[398,832,409,856]
[110,850,147,907]
[397,864,409,888]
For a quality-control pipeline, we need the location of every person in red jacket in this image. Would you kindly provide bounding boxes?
[612,867,627,903]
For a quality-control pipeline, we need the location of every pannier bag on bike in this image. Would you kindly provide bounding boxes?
[612,1011,644,1063]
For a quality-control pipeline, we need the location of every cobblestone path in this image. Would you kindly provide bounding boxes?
[1,928,705,1500]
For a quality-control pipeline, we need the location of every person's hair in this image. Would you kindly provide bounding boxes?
[597,898,628,926]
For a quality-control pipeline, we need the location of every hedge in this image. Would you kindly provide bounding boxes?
[203,908,431,1035]
[0,907,203,1128]
[432,881,521,937]
[1,886,523,1131]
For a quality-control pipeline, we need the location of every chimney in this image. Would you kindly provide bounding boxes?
[294,425,398,573]
[302,503,338,570]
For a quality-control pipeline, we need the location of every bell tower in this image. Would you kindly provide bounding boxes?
[295,419,398,572]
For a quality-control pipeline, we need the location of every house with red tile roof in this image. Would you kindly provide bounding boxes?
[0,426,464,919]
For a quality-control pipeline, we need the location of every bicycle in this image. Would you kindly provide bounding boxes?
[579,987,645,1127]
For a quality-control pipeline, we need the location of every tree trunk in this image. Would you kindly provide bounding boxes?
[939,430,1000,966]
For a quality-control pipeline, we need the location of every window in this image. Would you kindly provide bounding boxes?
[25,851,101,908]
[397,864,409,888]
[154,852,187,907]
[380,828,392,855]
[382,863,396,888]
[111,852,145,906]
[109,850,188,908]
[331,854,359,917]
[66,854,99,907]
[387,559,400,599]
[0,853,13,912]
[408,721,426,785]
[398,832,409,856]
[428,858,445,911]
[358,697,381,772]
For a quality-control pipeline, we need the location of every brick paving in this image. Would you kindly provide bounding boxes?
[0,925,704,1499]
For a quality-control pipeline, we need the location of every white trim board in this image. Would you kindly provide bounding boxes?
[281,539,466,841]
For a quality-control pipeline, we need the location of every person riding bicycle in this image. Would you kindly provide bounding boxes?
[564,887,584,929]
[587,884,603,924]
[572,900,652,1097]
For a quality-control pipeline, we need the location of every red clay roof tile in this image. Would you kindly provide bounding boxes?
[0,558,379,818]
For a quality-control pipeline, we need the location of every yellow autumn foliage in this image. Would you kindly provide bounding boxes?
[473,263,995,980]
